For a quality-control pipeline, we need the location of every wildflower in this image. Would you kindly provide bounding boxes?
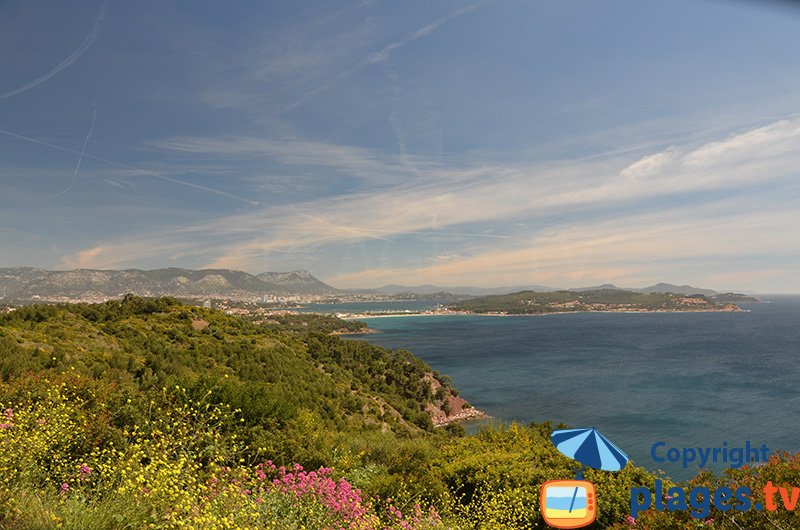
[627,515,636,525]
[61,483,70,493]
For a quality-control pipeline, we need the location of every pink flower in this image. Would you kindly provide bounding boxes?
[627,515,636,525]
[4,408,12,420]
[61,483,70,492]
[247,460,439,528]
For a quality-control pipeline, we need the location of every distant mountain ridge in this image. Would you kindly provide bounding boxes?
[570,282,718,296]
[371,282,725,297]
[367,283,554,296]
[0,267,338,300]
[0,268,750,302]
[256,270,336,293]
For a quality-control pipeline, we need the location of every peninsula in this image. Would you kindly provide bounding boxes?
[446,288,754,315]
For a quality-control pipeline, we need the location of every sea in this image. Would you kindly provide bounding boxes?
[308,296,800,481]
[296,300,438,314]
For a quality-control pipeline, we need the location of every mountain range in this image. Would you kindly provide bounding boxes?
[0,267,742,301]
[568,282,719,296]
[370,282,723,297]
[0,267,338,300]
[361,283,553,296]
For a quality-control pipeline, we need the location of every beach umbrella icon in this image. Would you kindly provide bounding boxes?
[543,428,629,524]
[551,427,629,476]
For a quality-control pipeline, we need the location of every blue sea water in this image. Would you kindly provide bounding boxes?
[297,300,439,313]
[348,296,800,481]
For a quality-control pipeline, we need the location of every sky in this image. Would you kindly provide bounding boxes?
[2,0,800,292]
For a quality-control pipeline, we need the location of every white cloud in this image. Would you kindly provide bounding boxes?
[151,135,422,185]
[620,147,679,180]
[328,201,800,288]
[64,115,800,288]
[682,119,800,168]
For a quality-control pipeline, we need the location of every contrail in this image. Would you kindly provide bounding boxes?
[0,0,108,100]
[359,3,483,68]
[0,127,260,206]
[288,2,484,110]
[49,107,98,199]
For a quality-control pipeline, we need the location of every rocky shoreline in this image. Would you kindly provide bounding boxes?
[330,327,380,335]
[432,407,490,427]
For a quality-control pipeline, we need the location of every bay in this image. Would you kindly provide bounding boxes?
[345,296,800,481]
[297,300,440,314]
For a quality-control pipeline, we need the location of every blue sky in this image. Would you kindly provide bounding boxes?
[2,0,800,292]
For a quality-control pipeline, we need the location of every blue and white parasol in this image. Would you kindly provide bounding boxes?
[551,427,629,475]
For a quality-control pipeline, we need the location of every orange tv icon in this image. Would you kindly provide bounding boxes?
[540,479,597,529]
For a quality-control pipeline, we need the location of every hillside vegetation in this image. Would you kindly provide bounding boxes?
[0,296,451,439]
[1,297,796,529]
[449,289,741,314]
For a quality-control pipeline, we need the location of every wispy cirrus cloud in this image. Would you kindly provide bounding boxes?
[198,13,379,111]
[287,3,485,110]
[189,2,485,113]
[64,114,800,286]
[150,135,425,186]
[185,2,485,114]
[327,201,800,288]
[682,118,800,168]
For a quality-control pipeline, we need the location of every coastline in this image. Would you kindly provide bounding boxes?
[337,306,744,321]
[330,327,380,335]
[336,303,744,428]
[432,407,490,427]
